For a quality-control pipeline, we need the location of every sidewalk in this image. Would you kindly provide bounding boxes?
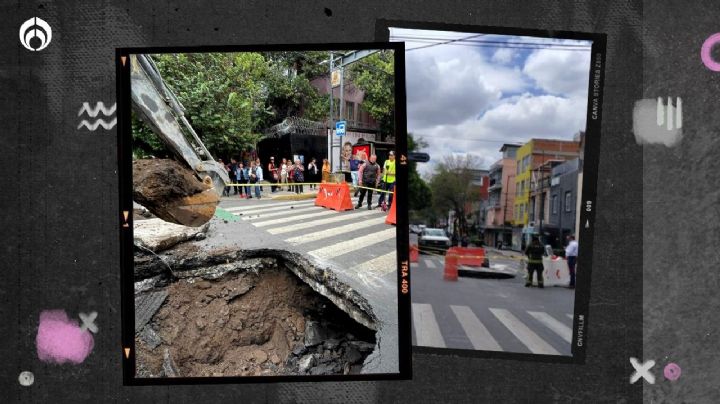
[485,247,524,259]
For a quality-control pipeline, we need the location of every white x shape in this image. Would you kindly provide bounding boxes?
[79,311,98,333]
[630,357,655,384]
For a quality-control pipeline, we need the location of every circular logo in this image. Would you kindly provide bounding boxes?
[664,362,682,381]
[18,371,34,386]
[701,33,720,71]
[19,17,52,51]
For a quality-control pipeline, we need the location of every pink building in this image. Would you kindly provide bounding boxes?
[484,144,520,248]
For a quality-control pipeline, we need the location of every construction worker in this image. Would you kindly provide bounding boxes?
[377,151,396,209]
[524,236,545,288]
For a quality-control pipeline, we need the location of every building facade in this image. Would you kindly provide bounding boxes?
[484,144,519,248]
[512,139,580,250]
[547,158,580,248]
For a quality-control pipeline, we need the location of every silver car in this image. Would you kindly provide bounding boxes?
[418,228,452,254]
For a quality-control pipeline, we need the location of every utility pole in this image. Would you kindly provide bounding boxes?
[502,173,514,249]
[329,51,334,174]
[339,65,344,173]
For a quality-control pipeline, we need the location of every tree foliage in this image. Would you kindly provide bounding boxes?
[132,52,331,159]
[347,50,395,139]
[407,133,432,212]
[428,155,481,236]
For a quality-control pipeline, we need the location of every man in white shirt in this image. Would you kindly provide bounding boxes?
[565,235,579,288]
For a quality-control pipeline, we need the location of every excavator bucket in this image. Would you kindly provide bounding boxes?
[130,54,231,227]
[133,159,220,227]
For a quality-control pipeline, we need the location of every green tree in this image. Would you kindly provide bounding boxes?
[407,133,432,212]
[132,52,331,159]
[347,50,395,139]
[428,155,480,236]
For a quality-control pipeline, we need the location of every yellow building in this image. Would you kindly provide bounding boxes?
[512,139,581,228]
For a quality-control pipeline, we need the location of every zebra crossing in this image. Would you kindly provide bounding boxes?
[412,302,574,355]
[220,196,397,283]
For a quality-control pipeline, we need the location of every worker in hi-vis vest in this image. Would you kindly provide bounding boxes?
[377,151,396,209]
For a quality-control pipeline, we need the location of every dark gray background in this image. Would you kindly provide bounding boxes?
[0,0,705,402]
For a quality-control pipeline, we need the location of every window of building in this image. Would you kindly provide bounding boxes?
[565,191,572,212]
[552,195,558,214]
[346,101,354,122]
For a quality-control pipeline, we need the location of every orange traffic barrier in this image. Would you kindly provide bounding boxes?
[385,188,397,225]
[448,247,486,267]
[314,183,354,212]
[443,252,459,281]
[410,244,419,263]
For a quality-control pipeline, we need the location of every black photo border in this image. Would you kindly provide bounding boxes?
[376,19,607,365]
[117,41,411,385]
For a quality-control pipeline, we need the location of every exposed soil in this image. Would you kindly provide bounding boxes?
[133,159,207,204]
[136,266,376,377]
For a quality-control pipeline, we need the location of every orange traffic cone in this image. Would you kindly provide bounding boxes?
[410,244,419,263]
[444,251,458,281]
[385,188,396,225]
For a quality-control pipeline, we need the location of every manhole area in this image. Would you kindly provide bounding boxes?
[136,266,376,377]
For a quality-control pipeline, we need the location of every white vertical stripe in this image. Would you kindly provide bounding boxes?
[264,209,381,234]
[285,217,387,245]
[528,312,573,343]
[489,308,560,355]
[308,228,396,259]
[412,303,446,348]
[450,306,502,351]
[424,259,437,269]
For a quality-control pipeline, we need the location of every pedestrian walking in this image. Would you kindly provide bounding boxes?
[255,158,264,193]
[524,236,545,288]
[322,159,331,183]
[377,151,396,209]
[565,235,578,288]
[293,159,305,194]
[356,154,380,210]
[350,154,360,190]
[307,158,318,189]
[248,161,263,199]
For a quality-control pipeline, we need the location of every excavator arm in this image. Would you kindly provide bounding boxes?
[130,54,231,227]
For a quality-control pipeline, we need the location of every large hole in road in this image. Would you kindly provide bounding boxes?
[134,246,377,377]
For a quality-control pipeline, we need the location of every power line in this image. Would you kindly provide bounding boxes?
[394,34,591,48]
[401,33,488,52]
[392,35,592,52]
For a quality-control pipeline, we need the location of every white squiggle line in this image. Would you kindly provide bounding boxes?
[78,102,116,117]
[77,118,117,130]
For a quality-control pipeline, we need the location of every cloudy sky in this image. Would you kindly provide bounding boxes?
[389,28,593,178]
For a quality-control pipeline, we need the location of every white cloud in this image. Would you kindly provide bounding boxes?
[491,48,515,64]
[523,46,592,97]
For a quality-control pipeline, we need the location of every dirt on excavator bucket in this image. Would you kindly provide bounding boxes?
[133,159,220,227]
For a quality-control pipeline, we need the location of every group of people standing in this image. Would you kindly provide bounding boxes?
[219,156,332,198]
[351,150,396,211]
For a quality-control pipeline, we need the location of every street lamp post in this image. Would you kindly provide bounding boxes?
[328,51,334,174]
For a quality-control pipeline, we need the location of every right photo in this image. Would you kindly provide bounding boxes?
[390,27,594,356]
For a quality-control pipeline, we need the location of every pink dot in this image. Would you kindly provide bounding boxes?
[701,33,720,72]
[664,363,682,381]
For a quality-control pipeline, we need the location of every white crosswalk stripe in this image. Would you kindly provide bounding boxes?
[285,217,388,245]
[224,199,315,212]
[228,202,316,216]
[528,311,572,343]
[239,206,319,220]
[450,305,502,351]
[265,209,382,234]
[489,308,560,355]
[308,228,396,260]
[424,259,437,269]
[412,303,446,348]
[350,251,397,278]
[253,210,338,227]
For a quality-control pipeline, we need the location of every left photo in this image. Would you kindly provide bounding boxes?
[120,45,407,380]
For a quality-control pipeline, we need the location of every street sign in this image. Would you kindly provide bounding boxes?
[408,152,430,163]
[331,69,341,87]
[335,120,346,136]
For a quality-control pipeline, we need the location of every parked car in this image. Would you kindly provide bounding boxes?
[418,228,452,254]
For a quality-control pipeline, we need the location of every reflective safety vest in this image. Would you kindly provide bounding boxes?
[383,159,396,183]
